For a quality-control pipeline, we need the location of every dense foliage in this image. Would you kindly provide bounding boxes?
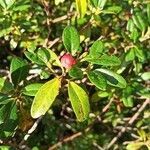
[0,0,150,149]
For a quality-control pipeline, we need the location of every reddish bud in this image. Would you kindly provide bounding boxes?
[60,54,77,69]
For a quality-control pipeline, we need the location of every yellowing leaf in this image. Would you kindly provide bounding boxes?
[68,81,90,121]
[126,142,144,150]
[31,78,61,118]
[75,0,87,18]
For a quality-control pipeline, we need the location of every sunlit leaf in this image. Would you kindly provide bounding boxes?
[68,81,90,121]
[96,68,127,88]
[62,26,80,55]
[87,70,107,90]
[75,0,87,18]
[22,83,43,96]
[31,77,61,118]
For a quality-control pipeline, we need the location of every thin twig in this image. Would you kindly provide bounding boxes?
[48,37,60,48]
[48,132,82,150]
[51,12,74,24]
[106,98,150,150]
[93,142,104,150]
[48,97,115,150]
[19,117,42,148]
[102,97,114,113]
[42,0,51,47]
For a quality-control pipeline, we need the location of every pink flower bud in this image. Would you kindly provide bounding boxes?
[60,54,77,69]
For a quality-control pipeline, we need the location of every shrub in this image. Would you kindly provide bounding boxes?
[0,0,149,149]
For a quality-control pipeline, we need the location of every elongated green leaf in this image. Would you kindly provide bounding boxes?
[134,47,145,61]
[125,48,135,62]
[103,6,122,14]
[68,82,90,121]
[141,72,150,81]
[10,57,29,87]
[89,40,104,58]
[22,83,43,96]
[96,68,127,88]
[127,19,135,32]
[69,66,83,79]
[0,78,14,94]
[98,54,121,66]
[48,49,62,67]
[62,26,80,54]
[0,0,6,8]
[0,0,15,9]
[0,101,18,135]
[24,51,45,65]
[31,78,61,118]
[98,0,107,9]
[76,0,87,18]
[0,93,12,105]
[126,142,144,150]
[87,70,107,90]
[5,0,15,9]
[147,4,150,23]
[122,97,133,107]
[132,12,147,32]
[86,54,121,66]
[37,48,50,64]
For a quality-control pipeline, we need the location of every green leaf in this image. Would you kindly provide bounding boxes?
[0,146,11,149]
[103,6,122,14]
[0,93,12,105]
[37,48,62,67]
[126,19,140,42]
[126,142,144,150]
[0,0,6,8]
[91,91,109,102]
[96,68,127,88]
[127,19,135,32]
[22,83,44,96]
[125,48,135,62]
[10,57,29,87]
[0,101,18,135]
[25,48,62,68]
[0,0,15,9]
[87,70,107,90]
[141,72,150,81]
[130,28,139,42]
[90,0,107,9]
[75,0,87,18]
[48,49,62,67]
[89,40,104,58]
[132,12,147,32]
[122,97,133,107]
[37,48,50,64]
[90,0,98,8]
[69,66,83,79]
[62,26,80,54]
[86,54,121,66]
[147,4,150,23]
[134,47,145,61]
[24,51,45,65]
[0,78,14,94]
[31,77,61,118]
[68,82,90,121]
[55,0,65,5]
[98,54,121,66]
[98,0,107,9]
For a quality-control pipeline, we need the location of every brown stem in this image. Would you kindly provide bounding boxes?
[106,98,150,150]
